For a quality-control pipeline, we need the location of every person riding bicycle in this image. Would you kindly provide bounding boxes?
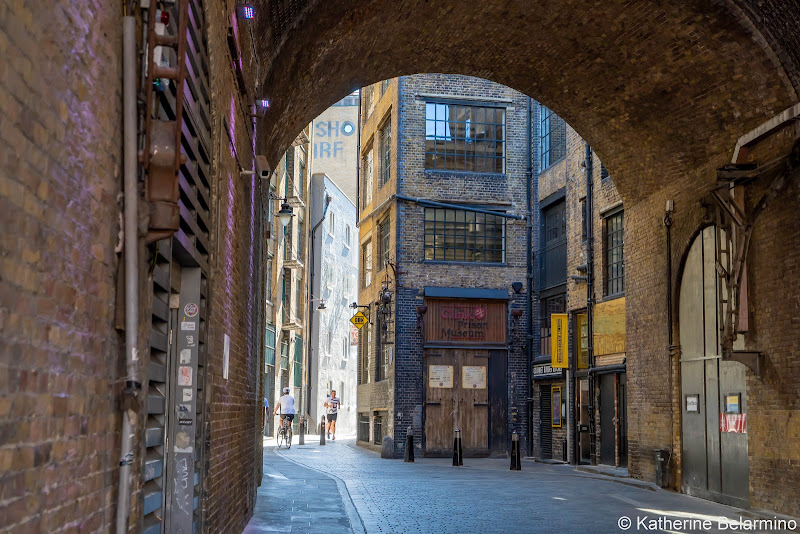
[274,387,296,429]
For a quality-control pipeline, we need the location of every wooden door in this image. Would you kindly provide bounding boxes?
[424,349,490,456]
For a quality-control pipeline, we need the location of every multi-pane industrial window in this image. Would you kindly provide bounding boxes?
[378,218,390,270]
[364,85,374,118]
[264,324,276,368]
[605,210,625,296]
[358,322,372,384]
[540,105,565,171]
[424,208,505,262]
[425,102,505,173]
[376,320,390,382]
[380,119,391,186]
[362,240,373,287]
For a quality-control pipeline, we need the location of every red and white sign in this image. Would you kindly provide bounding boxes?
[720,412,747,433]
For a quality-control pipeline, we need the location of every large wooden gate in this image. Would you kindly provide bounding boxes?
[424,349,490,456]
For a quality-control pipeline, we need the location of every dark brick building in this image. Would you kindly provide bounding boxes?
[356,74,534,457]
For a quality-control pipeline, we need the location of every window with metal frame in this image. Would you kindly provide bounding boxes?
[380,118,391,186]
[376,321,390,382]
[293,336,302,387]
[425,102,505,173]
[280,337,289,369]
[540,105,566,171]
[381,78,390,96]
[604,210,625,296]
[424,207,505,263]
[362,240,373,287]
[364,85,375,118]
[378,218,390,270]
[264,324,276,368]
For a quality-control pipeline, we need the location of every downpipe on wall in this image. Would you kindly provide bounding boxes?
[526,97,534,458]
[585,142,596,466]
[117,15,140,534]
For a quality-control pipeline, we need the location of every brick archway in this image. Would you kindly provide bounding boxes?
[254,0,797,204]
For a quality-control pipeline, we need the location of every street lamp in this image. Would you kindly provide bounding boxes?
[310,297,327,312]
[270,193,294,227]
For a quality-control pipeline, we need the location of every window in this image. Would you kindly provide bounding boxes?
[328,212,335,236]
[380,119,391,186]
[345,275,352,295]
[540,200,567,289]
[264,323,276,369]
[362,240,373,287]
[294,277,301,317]
[342,337,348,359]
[381,78,390,95]
[280,337,289,369]
[364,85,374,119]
[600,163,609,181]
[327,331,332,354]
[378,218,390,270]
[293,336,303,387]
[296,219,304,257]
[539,294,566,357]
[298,159,306,197]
[265,254,273,302]
[345,224,351,247]
[425,102,505,173]
[540,105,566,171]
[363,149,373,209]
[358,321,372,384]
[376,318,390,382]
[605,210,625,296]
[424,208,505,262]
[327,264,336,288]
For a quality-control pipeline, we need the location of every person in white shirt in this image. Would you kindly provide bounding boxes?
[274,387,296,426]
[323,390,340,440]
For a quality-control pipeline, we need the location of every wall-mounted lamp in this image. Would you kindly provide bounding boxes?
[349,302,370,310]
[511,282,523,294]
[310,298,327,312]
[510,308,524,327]
[415,305,428,328]
[270,192,294,227]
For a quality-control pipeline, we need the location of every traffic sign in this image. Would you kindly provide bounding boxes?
[350,311,369,329]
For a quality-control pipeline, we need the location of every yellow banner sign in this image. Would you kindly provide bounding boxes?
[350,311,369,329]
[551,313,569,368]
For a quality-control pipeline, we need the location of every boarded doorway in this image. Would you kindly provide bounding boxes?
[424,349,506,457]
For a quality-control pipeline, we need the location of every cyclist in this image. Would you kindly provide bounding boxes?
[274,387,296,437]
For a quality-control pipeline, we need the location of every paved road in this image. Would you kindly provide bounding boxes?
[247,436,797,534]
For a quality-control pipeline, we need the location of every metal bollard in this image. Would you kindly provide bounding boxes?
[320,415,326,445]
[510,431,521,470]
[452,429,463,466]
[404,426,415,462]
[299,415,305,445]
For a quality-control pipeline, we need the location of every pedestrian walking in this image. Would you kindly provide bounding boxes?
[263,396,270,437]
[324,390,340,440]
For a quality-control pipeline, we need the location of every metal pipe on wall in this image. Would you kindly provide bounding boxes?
[117,15,139,534]
[526,97,534,457]
[584,142,596,466]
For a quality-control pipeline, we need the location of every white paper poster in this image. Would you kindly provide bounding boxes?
[429,365,453,388]
[462,366,487,389]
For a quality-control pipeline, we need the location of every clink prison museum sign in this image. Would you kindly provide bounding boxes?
[424,299,507,346]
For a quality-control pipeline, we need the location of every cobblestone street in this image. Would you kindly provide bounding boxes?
[245,437,795,534]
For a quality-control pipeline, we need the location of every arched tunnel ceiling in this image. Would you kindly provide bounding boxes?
[252,0,799,203]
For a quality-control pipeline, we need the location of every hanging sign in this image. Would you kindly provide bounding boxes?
[429,365,453,388]
[551,313,569,368]
[462,366,487,389]
[350,311,369,329]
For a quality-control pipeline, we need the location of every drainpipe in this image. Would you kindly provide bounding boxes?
[356,89,362,223]
[664,202,675,458]
[117,15,140,534]
[525,97,534,457]
[306,194,332,416]
[585,142,596,466]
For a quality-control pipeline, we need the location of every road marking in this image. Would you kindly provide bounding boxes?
[611,493,644,507]
[264,472,289,480]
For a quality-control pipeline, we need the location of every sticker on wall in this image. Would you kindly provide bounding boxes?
[462,366,487,389]
[181,321,196,331]
[186,335,195,346]
[179,348,192,364]
[223,334,230,380]
[720,412,747,433]
[182,388,193,402]
[178,366,193,386]
[174,431,193,453]
[429,365,453,388]
[184,302,199,317]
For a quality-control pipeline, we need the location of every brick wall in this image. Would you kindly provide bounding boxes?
[0,1,124,530]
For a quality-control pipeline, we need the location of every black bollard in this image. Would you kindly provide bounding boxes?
[458,430,463,466]
[320,415,326,445]
[510,431,521,470]
[404,426,415,462]
[299,415,305,445]
[452,429,463,466]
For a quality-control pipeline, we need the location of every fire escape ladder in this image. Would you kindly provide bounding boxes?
[711,141,800,376]
[143,0,191,244]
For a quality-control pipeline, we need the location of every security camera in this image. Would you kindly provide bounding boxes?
[255,155,271,180]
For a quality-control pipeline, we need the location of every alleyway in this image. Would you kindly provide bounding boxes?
[245,439,795,534]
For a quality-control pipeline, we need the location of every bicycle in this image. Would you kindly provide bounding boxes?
[276,413,293,449]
